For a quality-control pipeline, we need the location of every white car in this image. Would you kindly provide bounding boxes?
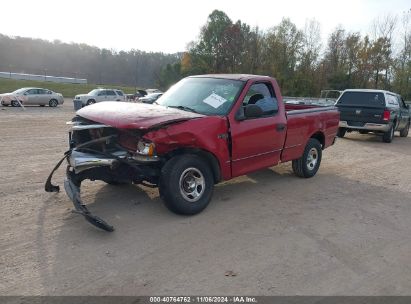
[74,89,126,106]
[1,87,64,107]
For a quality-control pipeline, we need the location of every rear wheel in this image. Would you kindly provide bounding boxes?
[86,99,96,106]
[49,99,58,107]
[382,124,394,143]
[337,127,346,138]
[292,138,322,178]
[159,155,214,215]
[400,121,410,137]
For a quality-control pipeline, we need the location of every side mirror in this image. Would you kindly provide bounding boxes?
[244,104,263,118]
[236,104,264,121]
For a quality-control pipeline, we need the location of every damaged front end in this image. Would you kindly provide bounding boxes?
[45,116,162,232]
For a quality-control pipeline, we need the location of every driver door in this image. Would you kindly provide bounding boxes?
[228,82,287,177]
[25,89,39,105]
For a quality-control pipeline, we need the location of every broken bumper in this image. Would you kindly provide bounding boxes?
[68,150,127,173]
[45,148,160,232]
[64,173,114,232]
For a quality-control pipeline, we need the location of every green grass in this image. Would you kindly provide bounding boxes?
[0,78,137,98]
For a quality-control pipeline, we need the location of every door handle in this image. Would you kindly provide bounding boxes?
[276,124,286,131]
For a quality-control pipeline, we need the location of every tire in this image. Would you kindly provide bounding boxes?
[337,127,346,138]
[86,99,96,106]
[11,100,20,107]
[292,138,322,178]
[49,99,58,107]
[159,154,214,215]
[382,124,394,143]
[400,121,410,137]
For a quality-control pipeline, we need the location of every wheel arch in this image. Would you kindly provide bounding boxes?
[309,131,325,149]
[163,148,222,184]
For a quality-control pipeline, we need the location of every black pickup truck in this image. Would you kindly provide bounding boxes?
[335,89,410,143]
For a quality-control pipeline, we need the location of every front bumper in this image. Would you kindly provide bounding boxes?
[68,150,127,173]
[45,147,161,232]
[339,121,391,132]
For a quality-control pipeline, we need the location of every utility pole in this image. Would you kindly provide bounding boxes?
[135,53,139,92]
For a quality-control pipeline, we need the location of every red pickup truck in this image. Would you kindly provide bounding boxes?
[45,74,339,231]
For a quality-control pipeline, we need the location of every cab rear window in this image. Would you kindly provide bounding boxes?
[337,92,385,107]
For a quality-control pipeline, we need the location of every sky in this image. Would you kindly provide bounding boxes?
[1,0,410,53]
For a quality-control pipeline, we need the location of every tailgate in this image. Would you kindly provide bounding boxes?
[338,106,386,126]
[336,91,387,126]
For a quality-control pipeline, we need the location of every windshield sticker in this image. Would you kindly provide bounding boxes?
[203,93,227,108]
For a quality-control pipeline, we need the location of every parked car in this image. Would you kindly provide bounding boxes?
[145,88,162,94]
[45,74,340,231]
[335,89,410,142]
[74,89,125,106]
[0,87,64,107]
[129,90,148,101]
[139,92,163,104]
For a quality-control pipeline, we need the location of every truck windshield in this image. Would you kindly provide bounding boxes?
[336,92,385,108]
[158,77,244,115]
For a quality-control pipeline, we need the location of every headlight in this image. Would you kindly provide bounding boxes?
[136,140,155,156]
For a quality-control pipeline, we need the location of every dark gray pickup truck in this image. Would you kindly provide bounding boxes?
[336,89,410,143]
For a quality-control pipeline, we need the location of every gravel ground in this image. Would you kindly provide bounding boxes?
[1,100,411,295]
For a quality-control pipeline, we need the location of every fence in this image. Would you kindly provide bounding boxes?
[0,72,87,84]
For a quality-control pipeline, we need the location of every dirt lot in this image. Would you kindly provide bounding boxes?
[1,100,411,295]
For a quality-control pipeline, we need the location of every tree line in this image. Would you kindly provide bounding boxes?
[0,34,179,88]
[159,10,411,99]
[1,9,410,98]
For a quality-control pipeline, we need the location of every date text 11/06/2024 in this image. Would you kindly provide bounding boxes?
[149,296,257,303]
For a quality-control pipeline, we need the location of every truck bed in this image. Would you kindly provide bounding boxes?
[281,103,340,162]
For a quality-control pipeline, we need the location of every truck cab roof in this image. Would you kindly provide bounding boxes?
[189,74,273,81]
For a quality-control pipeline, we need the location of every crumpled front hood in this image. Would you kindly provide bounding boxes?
[77,101,205,129]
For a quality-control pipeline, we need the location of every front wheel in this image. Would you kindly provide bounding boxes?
[11,100,20,107]
[382,124,394,143]
[400,121,410,137]
[159,155,214,215]
[86,99,96,106]
[49,99,58,107]
[292,138,322,178]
